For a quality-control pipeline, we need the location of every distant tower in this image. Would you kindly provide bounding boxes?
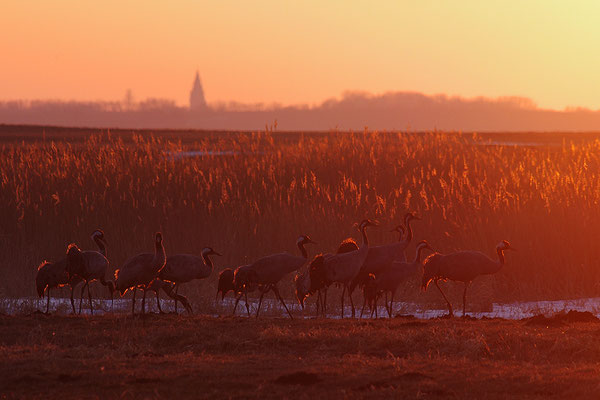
[189,70,207,110]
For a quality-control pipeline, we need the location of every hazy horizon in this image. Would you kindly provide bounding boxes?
[4,89,600,132]
[3,1,600,112]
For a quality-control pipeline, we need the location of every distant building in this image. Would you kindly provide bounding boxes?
[189,71,207,111]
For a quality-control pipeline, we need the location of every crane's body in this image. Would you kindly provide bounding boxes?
[349,213,419,293]
[158,247,221,313]
[65,230,114,315]
[421,240,515,317]
[376,240,434,317]
[114,232,166,314]
[321,219,377,318]
[36,258,82,314]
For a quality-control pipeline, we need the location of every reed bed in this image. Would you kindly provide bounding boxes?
[1,129,599,309]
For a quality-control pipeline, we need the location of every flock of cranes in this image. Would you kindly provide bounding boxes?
[35,213,515,318]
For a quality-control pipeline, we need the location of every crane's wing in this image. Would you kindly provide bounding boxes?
[250,253,307,284]
[115,253,154,292]
[162,254,207,282]
[323,250,364,283]
[361,242,407,274]
[430,251,494,282]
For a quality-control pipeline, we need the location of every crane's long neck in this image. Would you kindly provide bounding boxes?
[360,225,369,247]
[297,241,308,259]
[155,241,166,267]
[412,244,427,264]
[94,236,107,257]
[483,248,506,275]
[202,252,215,272]
[496,248,505,268]
[404,217,414,243]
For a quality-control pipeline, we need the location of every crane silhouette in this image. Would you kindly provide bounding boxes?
[300,238,360,316]
[36,258,82,314]
[322,219,377,318]
[243,235,316,319]
[376,240,434,317]
[114,232,166,315]
[65,230,114,315]
[421,240,516,317]
[216,268,235,301]
[349,213,419,295]
[159,247,222,313]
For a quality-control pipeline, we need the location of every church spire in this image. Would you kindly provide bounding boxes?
[189,70,207,110]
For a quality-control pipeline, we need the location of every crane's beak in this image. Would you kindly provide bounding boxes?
[213,251,223,256]
[509,247,517,252]
[307,238,317,245]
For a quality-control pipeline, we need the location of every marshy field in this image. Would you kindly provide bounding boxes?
[2,124,600,397]
[3,314,600,399]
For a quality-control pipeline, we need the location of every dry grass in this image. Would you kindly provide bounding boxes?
[1,126,600,311]
[1,314,600,399]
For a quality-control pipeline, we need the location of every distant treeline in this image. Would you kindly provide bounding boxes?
[2,91,600,131]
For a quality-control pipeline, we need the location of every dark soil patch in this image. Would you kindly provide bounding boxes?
[524,310,599,327]
[524,315,565,327]
[393,314,416,320]
[57,373,80,382]
[355,379,397,391]
[274,371,321,385]
[401,321,428,328]
[562,310,599,323]
[399,372,433,380]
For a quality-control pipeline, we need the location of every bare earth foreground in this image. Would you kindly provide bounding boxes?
[1,314,600,399]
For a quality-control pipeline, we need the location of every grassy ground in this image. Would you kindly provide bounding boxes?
[1,314,600,399]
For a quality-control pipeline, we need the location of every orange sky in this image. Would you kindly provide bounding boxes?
[1,1,600,110]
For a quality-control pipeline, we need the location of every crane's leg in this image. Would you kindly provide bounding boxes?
[174,284,179,314]
[340,285,346,318]
[87,281,94,316]
[371,295,377,319]
[434,280,453,317]
[462,282,470,317]
[156,290,163,313]
[348,286,355,318]
[141,289,147,314]
[232,292,243,315]
[177,293,192,314]
[131,287,137,315]
[323,288,328,316]
[272,285,293,319]
[79,283,86,315]
[69,285,76,314]
[244,290,250,316]
[256,289,266,318]
[316,290,321,316]
[46,288,50,314]
[359,292,367,319]
[316,291,321,316]
[388,291,395,319]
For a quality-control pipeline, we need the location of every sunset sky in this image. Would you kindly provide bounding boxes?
[2,1,600,110]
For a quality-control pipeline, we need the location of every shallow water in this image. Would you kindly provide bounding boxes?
[164,150,239,159]
[4,295,600,319]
